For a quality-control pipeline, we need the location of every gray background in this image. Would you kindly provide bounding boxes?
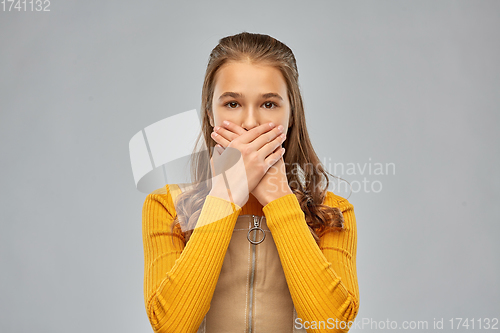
[1,0,499,332]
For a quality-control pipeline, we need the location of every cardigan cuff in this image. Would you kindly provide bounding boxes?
[194,195,242,229]
[262,193,305,229]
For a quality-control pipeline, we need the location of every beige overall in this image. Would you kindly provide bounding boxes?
[173,184,306,333]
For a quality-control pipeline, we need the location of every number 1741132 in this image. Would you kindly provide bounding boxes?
[2,0,51,11]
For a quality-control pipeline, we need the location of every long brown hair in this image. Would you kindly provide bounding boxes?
[170,32,345,245]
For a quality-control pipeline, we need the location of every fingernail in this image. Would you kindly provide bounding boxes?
[277,125,284,132]
[223,121,229,126]
[281,133,286,140]
[212,132,218,137]
[269,122,275,127]
[214,126,220,132]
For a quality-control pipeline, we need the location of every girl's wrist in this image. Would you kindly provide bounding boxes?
[209,183,248,208]
[260,188,294,206]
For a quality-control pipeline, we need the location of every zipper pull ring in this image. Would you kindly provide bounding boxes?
[248,215,266,245]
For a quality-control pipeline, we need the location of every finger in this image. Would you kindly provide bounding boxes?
[213,125,240,143]
[216,145,225,154]
[250,124,285,152]
[219,121,247,137]
[232,122,277,145]
[264,145,285,170]
[256,129,286,159]
[215,144,226,154]
[211,130,231,147]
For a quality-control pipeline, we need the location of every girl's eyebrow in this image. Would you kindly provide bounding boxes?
[218,92,283,101]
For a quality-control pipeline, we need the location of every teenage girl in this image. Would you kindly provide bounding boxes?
[142,32,359,333]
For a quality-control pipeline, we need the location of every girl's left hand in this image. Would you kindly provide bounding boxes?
[212,121,293,206]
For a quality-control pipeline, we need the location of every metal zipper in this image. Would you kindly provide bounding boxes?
[247,215,266,245]
[247,215,265,332]
[248,215,257,333]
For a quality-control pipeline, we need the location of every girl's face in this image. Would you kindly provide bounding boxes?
[210,60,292,135]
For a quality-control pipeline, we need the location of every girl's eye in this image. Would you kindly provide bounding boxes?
[224,101,279,109]
[226,101,239,109]
[263,101,278,109]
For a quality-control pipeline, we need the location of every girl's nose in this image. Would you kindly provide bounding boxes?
[241,109,259,131]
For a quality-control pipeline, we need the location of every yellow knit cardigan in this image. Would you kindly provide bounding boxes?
[142,184,359,333]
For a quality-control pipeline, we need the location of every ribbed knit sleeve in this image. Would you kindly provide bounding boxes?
[142,185,242,333]
[262,192,359,333]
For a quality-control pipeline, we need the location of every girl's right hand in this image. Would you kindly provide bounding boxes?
[209,121,286,207]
